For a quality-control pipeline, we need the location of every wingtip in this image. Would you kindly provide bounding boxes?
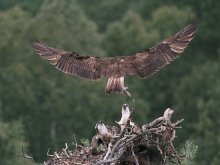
[19,27,40,46]
[32,41,41,48]
[187,2,202,26]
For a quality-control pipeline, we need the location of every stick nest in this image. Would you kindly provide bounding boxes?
[44,106,184,165]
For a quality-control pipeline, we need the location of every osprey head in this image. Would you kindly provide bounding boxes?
[95,121,109,136]
[122,103,128,109]
[95,121,103,127]
[122,104,130,117]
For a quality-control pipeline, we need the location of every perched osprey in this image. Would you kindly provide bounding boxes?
[116,104,131,130]
[116,104,141,134]
[32,13,198,97]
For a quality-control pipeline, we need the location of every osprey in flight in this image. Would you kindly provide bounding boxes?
[32,14,198,97]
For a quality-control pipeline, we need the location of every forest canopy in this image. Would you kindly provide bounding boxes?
[0,0,219,164]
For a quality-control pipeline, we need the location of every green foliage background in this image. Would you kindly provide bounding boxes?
[0,0,219,164]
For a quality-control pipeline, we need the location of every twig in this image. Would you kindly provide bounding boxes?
[103,142,113,160]
[169,141,182,165]
[131,143,139,165]
[64,161,69,165]
[72,162,83,165]
[72,142,85,150]
[54,152,61,158]
[94,156,119,165]
[156,137,163,156]
[108,136,127,159]
[117,135,138,149]
[17,146,36,165]
[63,143,70,158]
[47,148,54,157]
[72,135,86,150]
[173,119,184,127]
[142,117,164,132]
[94,147,124,165]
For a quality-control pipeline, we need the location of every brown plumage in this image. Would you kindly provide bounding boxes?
[32,13,199,97]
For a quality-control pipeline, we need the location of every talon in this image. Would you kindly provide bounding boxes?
[123,86,132,97]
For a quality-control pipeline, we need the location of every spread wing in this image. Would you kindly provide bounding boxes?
[32,42,106,80]
[32,13,198,80]
[124,14,199,78]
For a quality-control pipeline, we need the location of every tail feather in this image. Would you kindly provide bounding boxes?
[105,77,131,97]
[105,77,124,94]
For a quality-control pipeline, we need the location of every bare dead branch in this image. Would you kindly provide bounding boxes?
[103,142,113,160]
[131,143,139,165]
[142,117,164,132]
[63,143,70,158]
[47,148,54,157]
[72,142,85,150]
[54,152,61,159]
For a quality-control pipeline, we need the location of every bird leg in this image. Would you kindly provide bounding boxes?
[122,86,132,97]
[105,77,132,97]
[118,77,132,97]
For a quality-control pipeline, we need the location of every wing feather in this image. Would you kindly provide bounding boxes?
[130,14,199,78]
[32,42,103,80]
[32,12,199,80]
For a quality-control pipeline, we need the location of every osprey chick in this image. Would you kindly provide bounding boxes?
[117,104,131,127]
[95,121,112,145]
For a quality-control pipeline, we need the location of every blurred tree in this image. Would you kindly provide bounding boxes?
[0,0,43,14]
[196,1,220,58]
[30,0,105,55]
[136,0,199,19]
[180,141,198,165]
[148,5,189,38]
[0,0,219,164]
[0,6,33,119]
[103,10,159,56]
[0,113,32,165]
[77,0,139,31]
[174,61,220,165]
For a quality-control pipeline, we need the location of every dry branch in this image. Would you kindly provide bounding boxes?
[17,146,36,165]
[44,105,185,165]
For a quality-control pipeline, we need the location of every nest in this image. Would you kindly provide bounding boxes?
[43,105,184,165]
